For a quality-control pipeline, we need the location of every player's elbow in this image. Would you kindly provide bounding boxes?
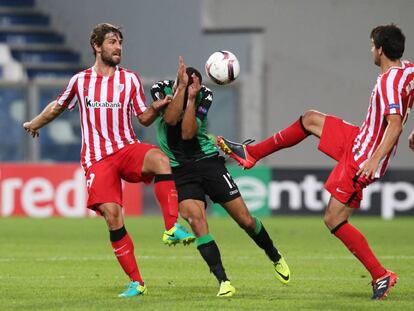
[138,116,151,127]
[164,116,178,126]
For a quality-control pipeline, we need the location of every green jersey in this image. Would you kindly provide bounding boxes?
[150,80,218,167]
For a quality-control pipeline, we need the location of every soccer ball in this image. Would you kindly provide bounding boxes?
[205,51,240,85]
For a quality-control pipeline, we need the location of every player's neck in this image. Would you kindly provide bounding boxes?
[93,60,117,77]
[380,58,402,74]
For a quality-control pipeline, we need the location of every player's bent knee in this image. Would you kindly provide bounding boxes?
[323,213,340,230]
[238,215,256,231]
[144,149,171,173]
[302,110,321,129]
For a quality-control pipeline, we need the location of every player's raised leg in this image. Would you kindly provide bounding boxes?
[325,196,397,300]
[179,199,236,297]
[217,110,326,169]
[97,203,147,298]
[222,197,290,284]
[141,148,195,245]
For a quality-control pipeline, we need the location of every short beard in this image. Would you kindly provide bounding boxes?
[101,51,120,67]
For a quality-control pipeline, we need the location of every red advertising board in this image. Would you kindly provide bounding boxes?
[0,164,143,217]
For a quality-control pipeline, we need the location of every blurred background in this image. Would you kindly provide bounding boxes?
[1,0,414,218]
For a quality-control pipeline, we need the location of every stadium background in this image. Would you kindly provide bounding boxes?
[1,0,414,218]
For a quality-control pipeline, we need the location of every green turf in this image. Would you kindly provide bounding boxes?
[1,216,413,310]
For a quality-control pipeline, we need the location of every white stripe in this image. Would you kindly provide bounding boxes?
[123,73,133,142]
[100,76,113,155]
[78,72,91,168]
[112,69,124,150]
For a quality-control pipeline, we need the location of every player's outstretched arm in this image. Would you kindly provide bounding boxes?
[23,100,65,137]
[181,74,200,140]
[408,129,414,151]
[163,56,188,126]
[357,114,403,179]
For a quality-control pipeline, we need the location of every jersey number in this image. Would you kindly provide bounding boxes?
[223,173,237,189]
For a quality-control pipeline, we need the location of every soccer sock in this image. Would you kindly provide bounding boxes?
[196,234,229,284]
[110,226,143,284]
[331,221,387,280]
[247,117,310,160]
[246,217,281,262]
[154,174,179,230]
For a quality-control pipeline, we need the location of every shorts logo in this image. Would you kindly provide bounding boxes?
[229,189,239,195]
[336,187,349,195]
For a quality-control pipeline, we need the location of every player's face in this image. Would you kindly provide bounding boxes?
[371,39,381,67]
[99,32,123,67]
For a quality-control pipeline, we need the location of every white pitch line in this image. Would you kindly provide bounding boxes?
[0,255,413,263]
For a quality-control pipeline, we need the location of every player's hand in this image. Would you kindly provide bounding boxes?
[176,56,188,89]
[152,95,172,110]
[356,159,379,180]
[408,130,414,151]
[23,121,39,138]
[188,74,201,100]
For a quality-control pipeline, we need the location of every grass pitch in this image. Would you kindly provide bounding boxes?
[0,216,413,310]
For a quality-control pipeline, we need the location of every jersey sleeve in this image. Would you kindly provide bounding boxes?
[130,73,147,116]
[380,70,403,116]
[196,86,213,120]
[150,80,174,101]
[56,73,79,110]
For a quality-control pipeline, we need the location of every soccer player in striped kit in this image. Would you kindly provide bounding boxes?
[218,24,414,300]
[23,23,195,298]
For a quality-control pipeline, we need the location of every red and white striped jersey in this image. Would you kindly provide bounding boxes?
[56,66,147,171]
[352,60,414,177]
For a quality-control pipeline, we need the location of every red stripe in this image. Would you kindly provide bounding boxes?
[118,69,127,142]
[392,70,403,113]
[136,74,147,110]
[106,74,118,153]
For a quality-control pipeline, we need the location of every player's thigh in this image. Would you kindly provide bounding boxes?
[200,157,241,203]
[318,115,359,161]
[86,159,122,209]
[119,143,158,183]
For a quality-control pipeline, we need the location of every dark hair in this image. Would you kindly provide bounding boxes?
[370,24,405,60]
[186,67,202,85]
[90,23,123,56]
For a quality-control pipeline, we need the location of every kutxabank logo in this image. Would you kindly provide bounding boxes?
[85,97,121,109]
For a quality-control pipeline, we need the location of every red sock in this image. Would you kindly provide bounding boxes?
[247,117,310,160]
[154,175,179,230]
[111,233,143,284]
[333,222,386,280]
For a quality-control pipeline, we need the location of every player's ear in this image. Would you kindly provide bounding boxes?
[94,43,101,55]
